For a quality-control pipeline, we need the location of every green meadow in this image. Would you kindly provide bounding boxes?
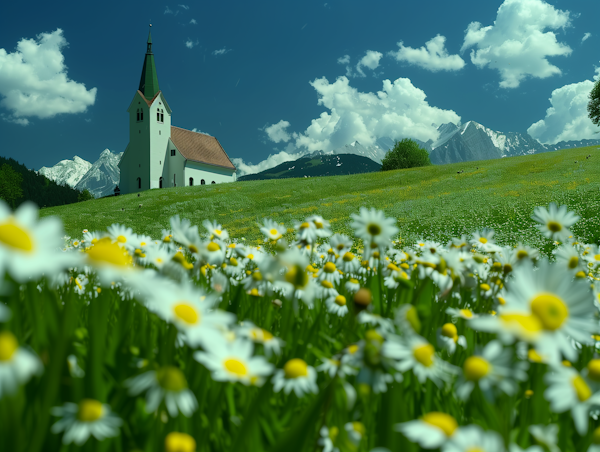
[41,145,600,252]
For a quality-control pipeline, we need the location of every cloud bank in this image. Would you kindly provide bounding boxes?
[231,150,300,177]
[0,29,97,125]
[527,68,600,144]
[461,0,572,88]
[390,35,465,72]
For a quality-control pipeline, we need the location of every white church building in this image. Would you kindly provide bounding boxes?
[118,27,236,195]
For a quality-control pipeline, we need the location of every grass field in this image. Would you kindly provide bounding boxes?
[40,145,600,253]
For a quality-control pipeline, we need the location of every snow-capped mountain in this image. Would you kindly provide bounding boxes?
[38,156,92,187]
[74,149,123,198]
[38,149,123,198]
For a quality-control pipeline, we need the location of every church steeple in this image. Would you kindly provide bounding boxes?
[138,25,160,100]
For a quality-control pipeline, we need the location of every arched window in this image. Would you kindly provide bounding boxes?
[137,177,141,189]
[136,109,140,121]
[161,109,164,123]
[201,179,205,185]
[189,177,194,186]
[211,181,215,184]
[159,177,163,188]
[157,109,160,122]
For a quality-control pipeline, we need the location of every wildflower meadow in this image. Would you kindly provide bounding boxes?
[2,187,600,452]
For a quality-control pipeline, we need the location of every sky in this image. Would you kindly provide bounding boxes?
[0,0,599,175]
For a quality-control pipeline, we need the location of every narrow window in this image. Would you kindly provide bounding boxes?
[159,130,161,135]
[157,111,160,121]
[161,109,164,122]
[159,177,163,188]
[173,174,176,186]
[137,109,140,121]
[211,181,215,184]
[201,179,205,185]
[137,177,141,189]
[141,110,143,121]
[171,149,175,156]
[189,177,193,186]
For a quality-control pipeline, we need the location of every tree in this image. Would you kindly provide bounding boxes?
[588,77,600,134]
[380,138,432,171]
[0,164,24,209]
[78,189,94,202]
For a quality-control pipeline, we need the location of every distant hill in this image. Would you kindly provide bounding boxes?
[237,153,381,181]
[0,156,84,209]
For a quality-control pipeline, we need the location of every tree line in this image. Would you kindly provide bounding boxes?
[0,156,93,210]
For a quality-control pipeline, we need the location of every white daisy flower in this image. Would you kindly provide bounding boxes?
[455,340,528,401]
[436,323,467,355]
[532,202,580,242]
[83,237,137,286]
[237,322,285,357]
[344,277,361,295]
[528,424,560,452]
[170,215,202,252]
[0,331,43,398]
[272,358,318,397]
[514,243,540,263]
[72,274,89,296]
[336,251,361,274]
[203,219,229,242]
[0,201,79,282]
[588,426,600,452]
[396,412,459,449]
[326,293,349,317]
[383,334,457,387]
[470,228,497,252]
[307,215,333,239]
[259,218,286,242]
[318,425,340,452]
[442,424,504,452]
[553,244,585,272]
[446,307,479,321]
[329,233,353,256]
[194,338,273,386]
[350,207,399,249]
[105,223,138,253]
[294,219,319,244]
[344,421,365,446]
[50,399,122,445]
[126,366,198,417]
[316,355,356,378]
[318,261,342,285]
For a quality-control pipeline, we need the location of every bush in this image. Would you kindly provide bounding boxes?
[78,189,94,202]
[380,138,432,171]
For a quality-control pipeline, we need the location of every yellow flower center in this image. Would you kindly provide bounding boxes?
[593,426,600,445]
[413,343,435,367]
[588,359,600,382]
[347,344,359,355]
[86,237,133,267]
[479,237,487,244]
[117,235,127,243]
[460,309,473,318]
[189,244,198,254]
[568,256,579,269]
[530,293,568,331]
[77,399,104,422]
[464,356,491,381]
[323,262,336,273]
[165,432,197,452]
[441,323,458,339]
[230,257,238,266]
[300,222,310,229]
[350,421,366,436]
[0,331,19,362]
[334,295,346,306]
[421,412,458,437]
[572,375,592,402]
[207,242,220,252]
[262,329,273,341]
[500,313,543,339]
[224,358,248,376]
[173,303,200,325]
[467,449,484,452]
[406,306,421,333]
[321,280,333,289]
[285,265,308,288]
[547,221,562,232]
[156,366,188,391]
[343,252,355,262]
[284,358,308,379]
[367,223,381,236]
[480,283,490,291]
[528,349,544,363]
[516,250,528,259]
[270,228,279,236]
[252,271,263,281]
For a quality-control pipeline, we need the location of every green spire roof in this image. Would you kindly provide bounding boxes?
[138,25,160,100]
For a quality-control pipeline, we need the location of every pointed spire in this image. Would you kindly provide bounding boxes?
[138,24,160,100]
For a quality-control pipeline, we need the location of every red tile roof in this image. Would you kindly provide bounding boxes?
[170,126,236,171]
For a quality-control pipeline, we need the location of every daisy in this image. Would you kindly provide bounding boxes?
[106,223,138,253]
[316,355,356,378]
[294,220,319,244]
[528,424,560,452]
[272,358,318,397]
[307,215,332,239]
[544,365,600,435]
[395,304,422,335]
[0,200,79,282]
[275,248,316,306]
[237,322,285,357]
[126,366,198,417]
[139,244,173,270]
[0,331,43,398]
[259,218,286,242]
[165,432,196,452]
[203,219,230,242]
[83,237,137,286]
[336,251,361,274]
[345,278,361,295]
[532,202,580,242]
[514,243,540,263]
[357,312,395,334]
[194,338,273,386]
[442,424,504,452]
[72,274,89,296]
[454,340,528,401]
[396,411,459,449]
[344,421,365,447]
[350,207,399,249]
[144,279,234,348]
[436,323,467,355]
[50,399,122,445]
[553,244,585,272]
[446,307,478,321]
[329,233,353,255]
[318,261,342,285]
[170,215,202,251]
[383,334,457,387]
[318,426,340,452]
[470,228,497,252]
[326,294,349,317]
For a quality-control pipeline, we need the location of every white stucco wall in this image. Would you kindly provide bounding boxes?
[184,160,236,186]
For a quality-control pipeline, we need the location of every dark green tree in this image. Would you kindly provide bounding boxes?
[0,163,24,209]
[588,77,600,134]
[78,189,94,202]
[380,138,432,171]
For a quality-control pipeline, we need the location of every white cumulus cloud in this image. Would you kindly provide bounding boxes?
[461,0,572,89]
[582,32,591,43]
[337,54,350,65]
[185,39,199,49]
[390,35,465,72]
[356,50,383,77]
[527,68,600,144]
[190,18,197,25]
[231,150,299,177]
[265,120,292,143]
[0,29,97,125]
[213,48,231,56]
[191,128,211,135]
[265,75,460,153]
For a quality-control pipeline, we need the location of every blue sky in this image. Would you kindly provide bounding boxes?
[0,0,599,174]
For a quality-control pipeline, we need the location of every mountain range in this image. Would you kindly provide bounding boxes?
[37,120,600,191]
[38,149,123,198]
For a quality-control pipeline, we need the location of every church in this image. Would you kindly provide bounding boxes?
[118,27,236,195]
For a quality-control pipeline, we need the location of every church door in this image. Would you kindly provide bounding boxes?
[159,177,163,188]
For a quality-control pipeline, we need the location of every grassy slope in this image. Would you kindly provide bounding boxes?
[40,145,600,252]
